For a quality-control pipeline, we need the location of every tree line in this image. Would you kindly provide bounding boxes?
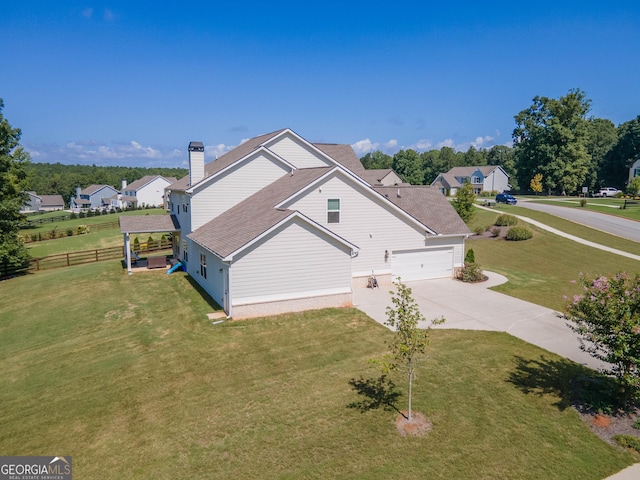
[361,89,640,195]
[25,163,188,205]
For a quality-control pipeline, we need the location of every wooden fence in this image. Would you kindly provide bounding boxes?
[21,221,121,243]
[1,239,173,277]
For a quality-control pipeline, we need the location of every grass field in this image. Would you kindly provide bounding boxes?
[467,206,640,311]
[24,209,169,257]
[0,262,634,479]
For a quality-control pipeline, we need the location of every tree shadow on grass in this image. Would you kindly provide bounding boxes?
[507,355,621,414]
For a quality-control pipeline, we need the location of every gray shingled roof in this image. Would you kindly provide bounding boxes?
[447,166,502,178]
[119,214,181,233]
[360,169,398,185]
[125,175,177,191]
[188,167,334,258]
[39,195,64,207]
[313,143,365,174]
[373,185,471,236]
[81,184,117,195]
[167,130,364,192]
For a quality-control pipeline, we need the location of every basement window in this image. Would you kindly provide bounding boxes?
[327,198,340,223]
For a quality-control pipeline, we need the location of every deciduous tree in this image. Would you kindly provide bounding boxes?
[392,149,423,185]
[562,272,640,407]
[385,281,444,421]
[452,181,476,223]
[530,173,543,194]
[0,98,30,275]
[513,89,591,194]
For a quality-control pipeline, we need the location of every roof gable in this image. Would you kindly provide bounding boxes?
[187,167,359,260]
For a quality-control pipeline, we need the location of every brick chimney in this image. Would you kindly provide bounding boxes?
[189,141,205,186]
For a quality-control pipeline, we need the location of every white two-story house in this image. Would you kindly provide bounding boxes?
[122,128,470,319]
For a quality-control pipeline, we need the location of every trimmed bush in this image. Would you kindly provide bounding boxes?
[580,198,587,207]
[494,214,518,226]
[506,226,533,241]
[613,434,640,453]
[490,226,501,237]
[458,262,485,283]
[464,249,475,264]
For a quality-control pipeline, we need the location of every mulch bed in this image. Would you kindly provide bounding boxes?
[395,411,433,436]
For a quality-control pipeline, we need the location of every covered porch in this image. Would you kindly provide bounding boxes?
[119,215,181,275]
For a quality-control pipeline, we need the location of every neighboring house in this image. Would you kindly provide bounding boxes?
[119,175,178,209]
[431,166,511,195]
[629,157,640,184]
[122,128,470,319]
[360,169,404,186]
[70,184,119,211]
[21,192,65,213]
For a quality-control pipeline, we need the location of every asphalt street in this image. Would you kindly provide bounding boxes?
[515,199,640,242]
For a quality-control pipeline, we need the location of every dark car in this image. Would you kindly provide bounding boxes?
[495,193,517,205]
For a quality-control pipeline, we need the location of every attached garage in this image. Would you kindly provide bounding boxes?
[391,247,454,281]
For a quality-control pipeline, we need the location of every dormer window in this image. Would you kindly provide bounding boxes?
[327,199,340,223]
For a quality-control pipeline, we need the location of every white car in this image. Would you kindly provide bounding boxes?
[594,187,621,197]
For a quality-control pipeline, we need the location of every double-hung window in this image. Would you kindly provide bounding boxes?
[327,199,340,223]
[200,253,207,279]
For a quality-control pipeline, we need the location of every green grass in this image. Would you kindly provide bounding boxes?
[24,209,169,257]
[0,262,634,479]
[467,207,640,310]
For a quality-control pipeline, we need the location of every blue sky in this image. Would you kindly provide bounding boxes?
[2,1,639,168]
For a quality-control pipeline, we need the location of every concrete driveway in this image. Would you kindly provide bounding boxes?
[353,272,606,371]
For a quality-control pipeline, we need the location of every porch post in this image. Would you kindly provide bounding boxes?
[124,232,132,275]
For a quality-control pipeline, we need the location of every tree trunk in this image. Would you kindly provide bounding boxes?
[408,368,413,422]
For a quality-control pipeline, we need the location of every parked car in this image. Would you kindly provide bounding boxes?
[495,193,517,205]
[594,187,621,197]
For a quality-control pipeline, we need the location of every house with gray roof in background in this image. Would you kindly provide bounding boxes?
[70,184,119,211]
[124,128,470,319]
[21,192,65,213]
[431,165,511,195]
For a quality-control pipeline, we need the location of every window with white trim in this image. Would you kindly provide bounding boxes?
[200,253,207,279]
[327,198,340,223]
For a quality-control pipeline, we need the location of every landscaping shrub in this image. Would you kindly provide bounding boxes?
[69,212,77,220]
[458,262,485,283]
[494,214,518,226]
[464,248,475,264]
[633,418,640,430]
[66,229,74,237]
[613,435,640,453]
[580,198,587,207]
[490,226,501,237]
[76,225,90,235]
[506,226,533,241]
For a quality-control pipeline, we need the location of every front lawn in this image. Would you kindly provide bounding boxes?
[467,207,640,310]
[0,262,634,479]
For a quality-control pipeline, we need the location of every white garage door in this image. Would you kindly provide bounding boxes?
[391,247,454,281]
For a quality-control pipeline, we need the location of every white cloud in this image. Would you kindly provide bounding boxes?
[409,139,433,151]
[103,8,115,21]
[26,140,185,167]
[436,138,455,149]
[384,139,398,150]
[470,135,495,149]
[351,138,379,155]
[205,143,234,159]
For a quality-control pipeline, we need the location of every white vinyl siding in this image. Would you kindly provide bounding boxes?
[190,153,290,231]
[186,242,227,308]
[170,191,191,234]
[124,177,171,207]
[327,198,340,223]
[282,172,431,276]
[266,134,333,169]
[231,218,352,304]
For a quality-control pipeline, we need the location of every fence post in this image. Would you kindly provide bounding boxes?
[66,253,70,266]
[96,249,99,262]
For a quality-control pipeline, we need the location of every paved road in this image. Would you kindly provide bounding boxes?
[515,199,640,242]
